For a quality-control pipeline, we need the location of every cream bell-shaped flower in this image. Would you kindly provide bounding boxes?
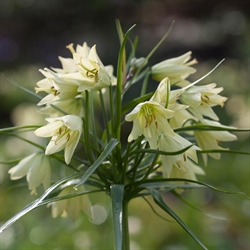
[8,152,51,195]
[51,42,89,74]
[151,51,197,86]
[50,184,92,221]
[194,119,237,165]
[180,83,228,121]
[35,68,80,106]
[62,44,116,91]
[150,78,193,131]
[125,100,200,177]
[34,115,83,164]
[170,158,205,181]
[150,77,187,111]
[40,97,84,118]
[158,134,200,177]
[51,56,78,74]
[125,101,175,148]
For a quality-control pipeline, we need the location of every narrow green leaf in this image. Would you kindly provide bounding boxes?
[172,191,227,221]
[37,189,104,207]
[131,178,248,199]
[74,138,119,188]
[116,24,136,141]
[182,59,225,90]
[129,144,193,156]
[110,184,125,250]
[115,19,124,45]
[145,21,174,63]
[142,196,173,222]
[174,124,250,133]
[198,149,250,155]
[149,188,208,250]
[2,73,42,100]
[0,125,40,133]
[6,134,45,151]
[0,173,81,233]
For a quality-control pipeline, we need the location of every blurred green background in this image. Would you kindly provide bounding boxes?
[0,0,249,249]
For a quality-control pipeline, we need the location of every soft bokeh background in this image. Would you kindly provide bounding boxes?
[0,0,249,249]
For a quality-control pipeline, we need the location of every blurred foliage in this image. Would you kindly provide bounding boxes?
[0,0,249,249]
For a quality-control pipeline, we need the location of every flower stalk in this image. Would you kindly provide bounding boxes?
[1,21,249,250]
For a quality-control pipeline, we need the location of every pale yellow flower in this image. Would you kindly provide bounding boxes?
[125,101,175,148]
[40,96,84,118]
[34,115,83,164]
[35,68,80,106]
[170,158,205,181]
[194,119,237,165]
[62,44,116,91]
[157,134,200,177]
[180,83,228,121]
[151,51,197,86]
[125,100,200,177]
[8,152,51,195]
[51,56,78,74]
[150,77,193,130]
[50,184,92,221]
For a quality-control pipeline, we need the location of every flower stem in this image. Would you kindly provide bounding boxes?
[110,185,130,250]
[122,199,130,250]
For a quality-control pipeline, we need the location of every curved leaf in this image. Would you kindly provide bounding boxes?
[197,149,250,155]
[131,178,248,199]
[129,144,193,156]
[2,74,42,100]
[172,191,228,220]
[74,138,119,188]
[174,124,250,133]
[0,173,81,233]
[149,188,208,250]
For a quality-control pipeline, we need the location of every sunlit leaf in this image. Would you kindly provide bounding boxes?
[0,173,81,233]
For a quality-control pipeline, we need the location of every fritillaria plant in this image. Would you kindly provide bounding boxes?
[1,21,249,250]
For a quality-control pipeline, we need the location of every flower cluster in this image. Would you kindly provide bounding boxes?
[126,55,236,178]
[7,38,237,220]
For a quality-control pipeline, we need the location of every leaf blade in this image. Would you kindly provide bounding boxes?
[149,188,208,250]
[74,138,119,188]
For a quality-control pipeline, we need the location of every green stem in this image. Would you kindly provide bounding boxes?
[122,199,130,250]
[140,70,151,96]
[83,90,94,164]
[110,184,130,250]
[99,89,111,142]
[90,90,98,152]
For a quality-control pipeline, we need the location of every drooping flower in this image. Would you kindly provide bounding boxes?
[125,101,175,148]
[50,183,92,221]
[62,43,116,91]
[150,77,194,130]
[8,152,51,195]
[194,119,237,165]
[40,96,84,118]
[170,158,205,181]
[179,83,228,121]
[35,68,80,106]
[51,56,78,74]
[151,51,197,86]
[34,115,83,164]
[125,100,200,177]
[157,134,200,177]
